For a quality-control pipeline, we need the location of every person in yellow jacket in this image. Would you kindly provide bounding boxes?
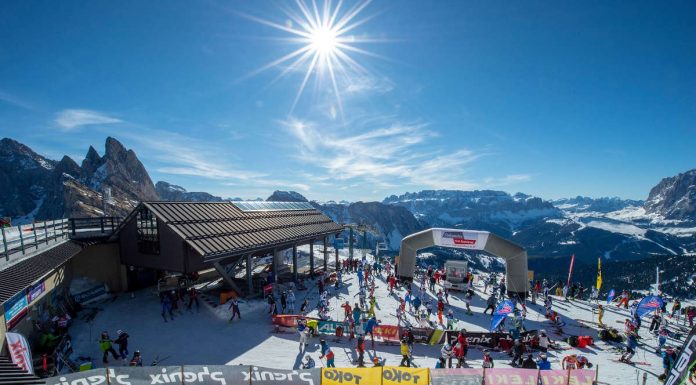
[368,296,377,318]
[597,304,605,327]
[399,338,411,367]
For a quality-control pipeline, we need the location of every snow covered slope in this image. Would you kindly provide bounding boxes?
[65,251,687,385]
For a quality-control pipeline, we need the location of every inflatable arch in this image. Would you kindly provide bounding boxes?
[396,228,528,298]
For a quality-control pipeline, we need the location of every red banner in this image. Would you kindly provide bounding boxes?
[373,325,401,342]
[567,254,575,287]
[271,315,319,328]
[485,369,538,385]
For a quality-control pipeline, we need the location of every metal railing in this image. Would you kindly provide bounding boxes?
[68,217,121,238]
[1,219,70,263]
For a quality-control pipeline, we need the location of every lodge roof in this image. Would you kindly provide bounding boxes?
[125,201,343,261]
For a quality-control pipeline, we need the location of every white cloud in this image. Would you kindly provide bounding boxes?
[55,109,122,130]
[0,90,34,110]
[280,117,533,193]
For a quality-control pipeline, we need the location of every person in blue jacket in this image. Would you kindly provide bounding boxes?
[364,315,380,348]
[536,353,551,370]
[620,332,638,363]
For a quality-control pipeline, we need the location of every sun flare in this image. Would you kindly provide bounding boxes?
[239,0,380,117]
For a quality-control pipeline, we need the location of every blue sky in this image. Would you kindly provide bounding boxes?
[1,1,694,201]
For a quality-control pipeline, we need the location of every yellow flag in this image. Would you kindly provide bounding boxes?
[596,257,602,290]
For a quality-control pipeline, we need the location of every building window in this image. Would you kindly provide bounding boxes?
[136,207,160,254]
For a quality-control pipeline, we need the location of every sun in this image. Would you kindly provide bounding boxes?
[238,0,381,117]
[310,26,338,57]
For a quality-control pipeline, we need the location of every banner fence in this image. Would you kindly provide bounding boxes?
[46,366,597,385]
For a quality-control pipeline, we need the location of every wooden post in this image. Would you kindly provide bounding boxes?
[309,241,314,277]
[246,254,253,294]
[1,226,8,261]
[44,220,49,244]
[335,246,339,272]
[323,236,328,271]
[594,364,599,385]
[536,368,541,385]
[100,217,105,233]
[481,367,486,385]
[292,245,298,283]
[18,225,25,254]
[566,367,571,385]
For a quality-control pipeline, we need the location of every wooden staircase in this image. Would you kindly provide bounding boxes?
[0,357,45,385]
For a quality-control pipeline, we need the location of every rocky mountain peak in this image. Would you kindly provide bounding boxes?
[644,168,696,221]
[55,155,81,179]
[156,181,224,202]
[267,190,308,202]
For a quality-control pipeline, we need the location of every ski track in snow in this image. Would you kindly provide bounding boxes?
[68,250,681,384]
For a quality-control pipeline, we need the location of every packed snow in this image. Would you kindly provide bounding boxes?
[65,250,689,385]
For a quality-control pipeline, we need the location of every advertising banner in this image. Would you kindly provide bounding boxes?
[485,368,538,385]
[318,321,345,335]
[430,369,482,385]
[272,315,319,328]
[635,295,665,319]
[538,369,595,385]
[406,327,434,344]
[4,292,28,329]
[382,367,428,385]
[432,229,488,251]
[373,325,400,343]
[6,332,33,374]
[665,325,696,385]
[26,281,46,303]
[490,300,514,331]
[429,329,445,345]
[248,366,319,385]
[322,367,382,385]
[606,289,616,304]
[443,331,505,349]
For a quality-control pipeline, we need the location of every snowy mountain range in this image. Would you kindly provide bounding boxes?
[1,136,694,266]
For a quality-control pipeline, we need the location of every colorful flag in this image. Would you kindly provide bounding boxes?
[636,295,664,318]
[490,300,515,331]
[607,289,616,304]
[566,254,575,287]
[596,257,602,290]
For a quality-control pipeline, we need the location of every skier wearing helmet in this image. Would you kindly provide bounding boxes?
[440,343,454,368]
[482,350,494,368]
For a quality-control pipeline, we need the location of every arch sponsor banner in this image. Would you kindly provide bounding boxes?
[318,321,345,335]
[538,369,595,385]
[485,369,538,385]
[432,229,488,250]
[382,367,428,385]
[430,369,482,385]
[321,367,381,385]
[47,366,251,385]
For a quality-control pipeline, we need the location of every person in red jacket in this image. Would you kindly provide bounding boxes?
[341,301,352,319]
[389,275,397,293]
[437,299,446,325]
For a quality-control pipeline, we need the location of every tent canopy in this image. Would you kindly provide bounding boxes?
[396,228,528,297]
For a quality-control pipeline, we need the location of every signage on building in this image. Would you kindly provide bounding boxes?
[4,292,28,329]
[26,281,46,304]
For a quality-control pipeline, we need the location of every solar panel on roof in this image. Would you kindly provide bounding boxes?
[232,201,314,212]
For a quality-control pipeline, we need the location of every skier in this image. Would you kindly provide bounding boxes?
[99,331,120,364]
[352,305,362,328]
[187,287,200,311]
[617,290,629,309]
[356,335,366,367]
[670,299,681,321]
[413,296,422,314]
[114,330,129,361]
[499,279,506,300]
[389,275,397,293]
[649,310,662,333]
[129,351,143,367]
[538,330,551,352]
[365,316,379,349]
[484,294,497,315]
[521,353,537,369]
[228,298,241,322]
[464,291,473,315]
[405,291,413,313]
[426,300,433,318]
[399,338,411,367]
[319,339,335,368]
[287,290,296,314]
[437,299,445,325]
[300,299,309,315]
[620,332,638,363]
[267,293,276,315]
[597,304,605,327]
[439,343,454,368]
[341,301,352,319]
[160,294,174,322]
[298,319,310,351]
[368,296,377,318]
[446,309,456,330]
[302,356,316,369]
[510,339,523,367]
[656,327,669,353]
[659,347,677,381]
[453,340,466,368]
[482,350,494,368]
[536,353,551,370]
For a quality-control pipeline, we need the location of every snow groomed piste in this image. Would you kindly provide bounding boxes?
[48,365,597,385]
